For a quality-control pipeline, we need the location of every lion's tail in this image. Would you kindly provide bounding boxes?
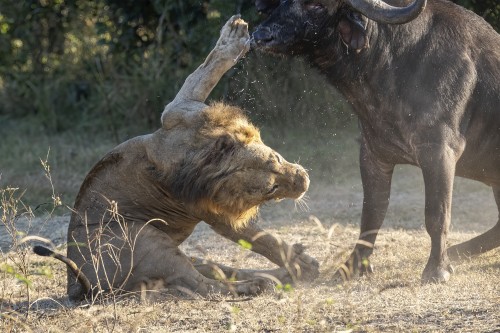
[33,245,92,296]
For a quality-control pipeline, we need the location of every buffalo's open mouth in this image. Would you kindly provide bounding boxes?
[251,36,274,50]
[251,29,299,55]
[251,29,280,51]
[252,28,273,44]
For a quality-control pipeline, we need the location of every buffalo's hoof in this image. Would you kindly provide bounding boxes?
[335,256,374,281]
[421,264,454,284]
[359,260,374,276]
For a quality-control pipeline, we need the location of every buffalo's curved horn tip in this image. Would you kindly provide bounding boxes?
[344,0,427,24]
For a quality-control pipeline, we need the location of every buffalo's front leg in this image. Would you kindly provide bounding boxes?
[342,140,394,279]
[417,143,461,283]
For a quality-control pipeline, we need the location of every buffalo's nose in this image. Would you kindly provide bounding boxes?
[252,28,273,44]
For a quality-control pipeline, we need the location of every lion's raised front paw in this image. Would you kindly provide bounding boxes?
[215,15,250,61]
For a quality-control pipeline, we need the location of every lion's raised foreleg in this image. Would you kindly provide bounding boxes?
[209,222,319,284]
[161,15,250,127]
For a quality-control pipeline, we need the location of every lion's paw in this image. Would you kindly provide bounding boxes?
[216,15,250,61]
[239,277,274,296]
[289,243,320,282]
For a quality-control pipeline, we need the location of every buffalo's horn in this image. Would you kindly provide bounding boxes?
[343,0,427,24]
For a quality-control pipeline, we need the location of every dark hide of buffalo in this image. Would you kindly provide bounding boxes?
[252,0,500,283]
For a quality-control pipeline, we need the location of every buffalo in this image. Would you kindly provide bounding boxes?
[252,0,500,283]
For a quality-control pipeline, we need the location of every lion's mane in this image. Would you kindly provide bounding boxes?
[168,102,261,229]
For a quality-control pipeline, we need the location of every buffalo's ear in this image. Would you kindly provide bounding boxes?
[255,0,280,14]
[338,10,369,51]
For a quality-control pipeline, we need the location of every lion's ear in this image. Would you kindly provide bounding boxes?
[215,135,236,154]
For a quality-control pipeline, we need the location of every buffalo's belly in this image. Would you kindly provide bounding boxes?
[361,126,500,186]
[361,132,418,165]
[456,146,500,186]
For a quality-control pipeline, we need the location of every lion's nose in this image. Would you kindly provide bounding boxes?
[294,168,310,193]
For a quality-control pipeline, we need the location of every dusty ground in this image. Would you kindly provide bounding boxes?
[1,162,499,332]
[1,124,499,332]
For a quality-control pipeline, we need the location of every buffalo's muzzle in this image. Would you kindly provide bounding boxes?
[252,27,274,45]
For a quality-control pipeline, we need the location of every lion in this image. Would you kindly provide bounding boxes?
[33,16,319,301]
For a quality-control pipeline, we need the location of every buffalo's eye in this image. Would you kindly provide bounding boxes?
[304,2,325,11]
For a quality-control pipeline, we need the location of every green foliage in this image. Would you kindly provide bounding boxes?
[238,239,253,251]
[276,283,293,292]
[0,0,497,135]
[0,0,76,72]
[0,0,348,136]
[454,0,500,31]
[0,0,258,133]
[94,0,258,56]
[0,263,32,288]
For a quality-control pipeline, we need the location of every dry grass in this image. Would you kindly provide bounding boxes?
[1,128,499,332]
[1,221,499,332]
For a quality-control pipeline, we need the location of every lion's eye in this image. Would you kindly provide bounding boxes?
[267,184,279,195]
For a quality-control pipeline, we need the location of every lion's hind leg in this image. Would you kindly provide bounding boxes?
[124,224,273,297]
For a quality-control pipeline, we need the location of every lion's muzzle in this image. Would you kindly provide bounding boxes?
[279,164,309,200]
[294,167,310,196]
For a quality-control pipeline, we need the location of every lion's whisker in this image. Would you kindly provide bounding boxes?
[294,196,310,212]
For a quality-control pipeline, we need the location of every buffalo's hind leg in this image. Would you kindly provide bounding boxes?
[448,186,500,260]
[124,224,272,297]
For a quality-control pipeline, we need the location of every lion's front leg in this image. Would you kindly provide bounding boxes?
[191,257,293,285]
[161,15,250,123]
[209,222,319,283]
